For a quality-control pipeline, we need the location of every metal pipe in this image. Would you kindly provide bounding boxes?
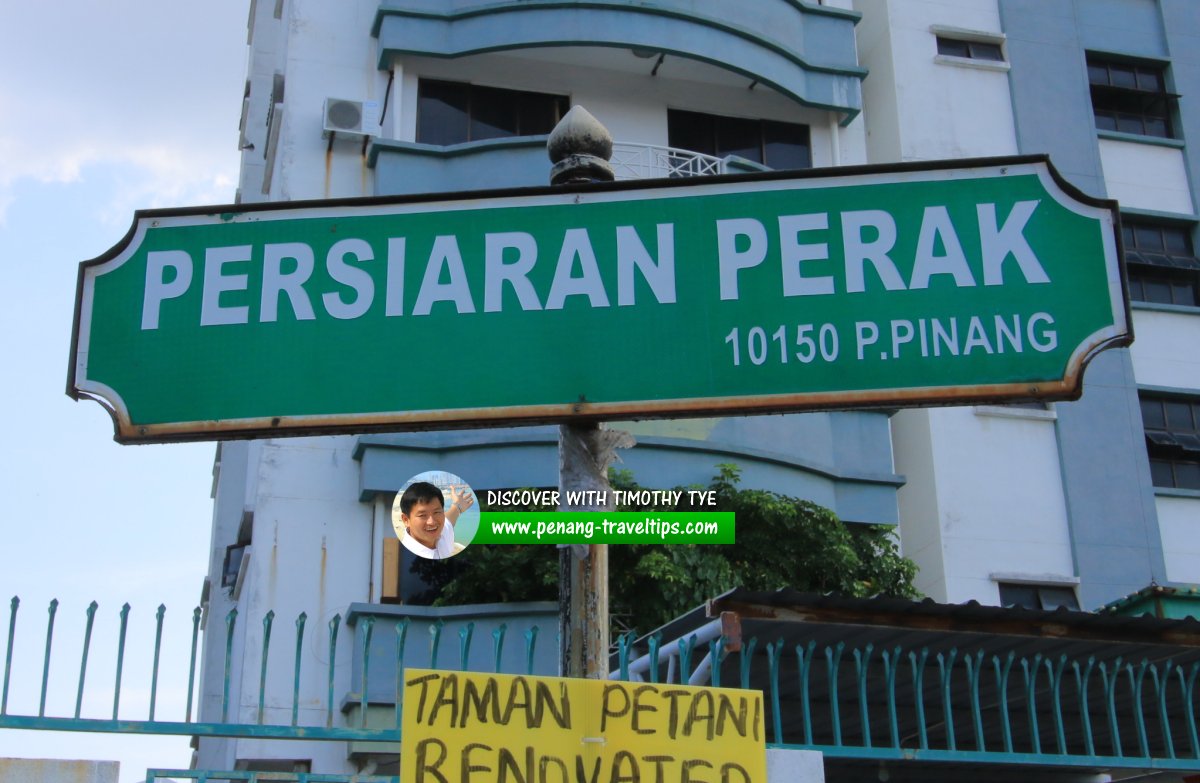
[616,617,724,679]
[688,652,713,686]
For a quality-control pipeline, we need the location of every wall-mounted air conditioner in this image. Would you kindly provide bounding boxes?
[322,98,381,139]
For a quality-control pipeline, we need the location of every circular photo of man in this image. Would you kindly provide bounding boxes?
[391,471,478,560]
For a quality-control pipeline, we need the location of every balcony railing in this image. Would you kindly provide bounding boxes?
[609,142,728,180]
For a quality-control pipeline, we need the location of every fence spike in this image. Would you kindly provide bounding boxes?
[38,598,60,718]
[1020,653,1043,755]
[1131,660,1150,757]
[1100,657,1124,756]
[766,639,784,744]
[678,634,697,684]
[113,603,130,721]
[852,644,874,748]
[881,646,902,748]
[1047,655,1068,756]
[796,640,816,746]
[1076,656,1096,758]
[647,633,662,684]
[326,614,341,729]
[909,648,930,750]
[429,619,444,669]
[740,637,759,691]
[458,622,474,672]
[993,651,1015,753]
[221,607,238,724]
[709,635,727,687]
[1154,659,1174,759]
[149,604,166,721]
[1181,662,1198,759]
[359,615,375,729]
[936,648,957,751]
[963,650,985,752]
[258,610,276,726]
[617,632,635,681]
[395,617,411,729]
[292,612,307,727]
[492,624,507,674]
[75,601,98,719]
[524,626,539,675]
[2,596,18,716]
[826,642,845,746]
[186,607,201,723]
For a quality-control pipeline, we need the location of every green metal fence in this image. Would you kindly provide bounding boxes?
[2,595,1199,779]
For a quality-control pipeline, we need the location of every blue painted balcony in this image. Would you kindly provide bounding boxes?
[368,0,864,196]
[368,138,769,196]
[371,1,865,118]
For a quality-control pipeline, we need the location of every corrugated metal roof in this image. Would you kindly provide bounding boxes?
[706,587,1200,646]
[624,587,1200,668]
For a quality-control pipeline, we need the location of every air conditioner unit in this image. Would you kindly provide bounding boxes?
[322,98,381,139]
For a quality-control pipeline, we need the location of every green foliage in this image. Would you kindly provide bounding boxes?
[414,464,919,636]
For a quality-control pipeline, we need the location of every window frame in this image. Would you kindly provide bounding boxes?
[1140,392,1200,490]
[666,108,812,171]
[1087,53,1177,139]
[997,582,1080,611]
[935,36,1004,62]
[1121,216,1200,307]
[415,78,570,146]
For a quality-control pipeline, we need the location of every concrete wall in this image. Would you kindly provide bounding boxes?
[855,0,1017,162]
[1099,140,1194,214]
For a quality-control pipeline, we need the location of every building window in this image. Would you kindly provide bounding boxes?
[668,109,811,170]
[1123,218,1200,306]
[1087,55,1175,138]
[221,543,247,588]
[998,583,1080,611]
[936,36,1003,62]
[1141,394,1200,490]
[221,508,254,591]
[416,79,569,146]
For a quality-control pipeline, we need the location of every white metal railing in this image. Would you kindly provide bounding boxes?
[609,142,727,180]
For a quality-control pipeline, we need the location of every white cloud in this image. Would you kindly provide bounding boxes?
[0,2,247,224]
[91,144,239,226]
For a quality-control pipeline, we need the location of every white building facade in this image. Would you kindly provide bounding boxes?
[856,0,1200,608]
[194,0,1200,775]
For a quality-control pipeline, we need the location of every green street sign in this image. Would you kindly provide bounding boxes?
[68,155,1129,443]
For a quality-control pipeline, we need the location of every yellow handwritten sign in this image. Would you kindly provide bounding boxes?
[401,669,766,783]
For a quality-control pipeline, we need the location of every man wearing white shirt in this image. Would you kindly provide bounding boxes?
[396,480,474,560]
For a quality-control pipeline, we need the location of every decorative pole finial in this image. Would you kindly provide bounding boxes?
[548,105,614,186]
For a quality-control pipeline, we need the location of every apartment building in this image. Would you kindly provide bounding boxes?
[189,0,1199,777]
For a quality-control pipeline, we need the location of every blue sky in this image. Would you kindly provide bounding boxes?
[0,3,249,780]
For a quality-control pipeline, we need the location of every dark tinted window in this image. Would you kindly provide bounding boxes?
[1088,55,1174,138]
[668,109,811,170]
[936,36,1004,61]
[417,80,568,145]
[998,583,1080,610]
[1141,394,1200,489]
[1123,218,1199,306]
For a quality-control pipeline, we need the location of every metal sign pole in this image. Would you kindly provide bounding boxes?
[548,107,633,678]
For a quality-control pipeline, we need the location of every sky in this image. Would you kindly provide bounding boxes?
[0,3,250,780]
